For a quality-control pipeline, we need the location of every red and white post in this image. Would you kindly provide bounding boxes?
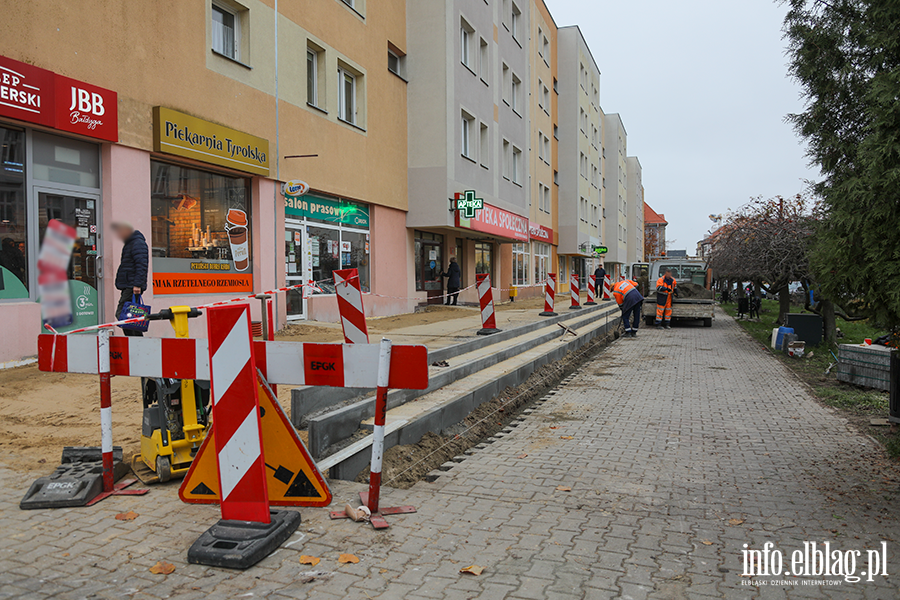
[85,329,147,506]
[603,274,612,301]
[207,304,270,523]
[586,275,597,305]
[540,273,557,317]
[570,274,582,310]
[476,273,501,335]
[334,268,369,344]
[366,337,392,515]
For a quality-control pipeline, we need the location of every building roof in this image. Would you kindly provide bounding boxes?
[644,203,667,226]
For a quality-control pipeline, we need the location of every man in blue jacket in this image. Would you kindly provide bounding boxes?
[113,222,149,337]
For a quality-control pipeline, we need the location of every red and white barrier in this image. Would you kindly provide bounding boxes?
[207,305,270,523]
[366,338,391,516]
[586,275,597,305]
[476,274,500,335]
[37,334,428,389]
[540,273,557,317]
[570,274,582,310]
[334,268,369,344]
[603,274,612,300]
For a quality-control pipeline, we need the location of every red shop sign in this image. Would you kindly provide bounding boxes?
[0,55,117,142]
[529,222,553,242]
[456,201,529,242]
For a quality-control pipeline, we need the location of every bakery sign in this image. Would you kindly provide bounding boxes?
[0,54,118,142]
[529,222,553,242]
[455,200,529,242]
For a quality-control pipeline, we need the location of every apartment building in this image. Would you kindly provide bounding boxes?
[406,0,531,304]
[556,26,603,289]
[626,156,645,265]
[602,112,628,279]
[0,0,410,363]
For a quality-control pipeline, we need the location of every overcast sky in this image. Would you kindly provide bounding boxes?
[547,0,820,253]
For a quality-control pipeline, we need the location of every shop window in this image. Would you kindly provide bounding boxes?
[533,242,550,284]
[150,160,252,295]
[0,127,27,299]
[414,230,443,292]
[475,242,493,282]
[512,243,529,286]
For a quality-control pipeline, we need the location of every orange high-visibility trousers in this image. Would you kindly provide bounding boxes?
[655,293,672,324]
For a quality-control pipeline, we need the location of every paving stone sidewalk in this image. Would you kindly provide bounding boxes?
[2,308,900,599]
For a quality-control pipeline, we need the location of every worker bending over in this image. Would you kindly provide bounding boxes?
[612,278,644,337]
[655,269,677,329]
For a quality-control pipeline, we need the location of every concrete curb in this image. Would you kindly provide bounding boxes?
[306,303,619,458]
[322,312,619,480]
[291,301,616,428]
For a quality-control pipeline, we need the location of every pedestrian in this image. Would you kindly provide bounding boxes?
[113,221,149,337]
[655,268,677,329]
[442,256,461,306]
[594,264,606,297]
[612,278,643,337]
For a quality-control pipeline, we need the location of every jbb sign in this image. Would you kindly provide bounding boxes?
[0,55,117,142]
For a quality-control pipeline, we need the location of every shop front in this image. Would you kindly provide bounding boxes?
[0,55,117,364]
[283,191,370,320]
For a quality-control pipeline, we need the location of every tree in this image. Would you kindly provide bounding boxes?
[783,0,900,329]
[707,195,816,324]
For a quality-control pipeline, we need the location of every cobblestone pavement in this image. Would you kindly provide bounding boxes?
[3,308,900,599]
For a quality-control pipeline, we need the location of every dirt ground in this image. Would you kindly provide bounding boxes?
[0,296,552,476]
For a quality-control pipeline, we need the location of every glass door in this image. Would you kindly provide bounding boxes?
[285,224,306,319]
[418,241,443,304]
[36,188,102,332]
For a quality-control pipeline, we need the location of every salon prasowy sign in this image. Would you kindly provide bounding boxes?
[456,199,529,242]
[0,54,118,141]
[153,106,270,176]
[285,194,370,228]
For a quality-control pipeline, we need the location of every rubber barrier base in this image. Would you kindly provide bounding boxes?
[476,328,502,336]
[20,447,129,510]
[187,510,302,570]
[539,311,558,317]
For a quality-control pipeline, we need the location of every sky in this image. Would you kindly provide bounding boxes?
[546,0,820,253]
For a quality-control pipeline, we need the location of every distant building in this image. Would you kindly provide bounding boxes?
[644,203,667,258]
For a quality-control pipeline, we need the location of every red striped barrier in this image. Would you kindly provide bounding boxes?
[603,274,612,300]
[540,273,557,317]
[334,268,369,344]
[586,275,597,305]
[476,274,500,335]
[570,274,582,310]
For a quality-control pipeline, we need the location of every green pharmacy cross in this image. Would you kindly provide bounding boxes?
[592,245,609,256]
[455,191,484,219]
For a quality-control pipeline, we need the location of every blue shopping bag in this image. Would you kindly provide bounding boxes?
[119,294,151,332]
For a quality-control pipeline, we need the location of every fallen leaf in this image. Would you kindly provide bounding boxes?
[556,486,572,492]
[700,540,713,545]
[560,436,574,440]
[459,565,484,576]
[339,553,360,564]
[115,511,139,521]
[149,561,176,575]
[549,426,559,430]
[299,555,321,566]
[61,553,69,557]
[728,519,744,526]
[517,453,528,459]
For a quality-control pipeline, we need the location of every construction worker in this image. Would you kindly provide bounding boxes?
[612,278,644,337]
[655,269,677,329]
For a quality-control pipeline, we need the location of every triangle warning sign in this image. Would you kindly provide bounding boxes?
[179,373,333,507]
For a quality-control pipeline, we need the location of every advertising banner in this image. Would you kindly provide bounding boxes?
[456,201,529,241]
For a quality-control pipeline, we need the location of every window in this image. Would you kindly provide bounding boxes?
[475,242,494,281]
[538,131,545,162]
[388,50,403,77]
[580,153,586,179]
[534,242,550,284]
[579,109,585,133]
[559,255,567,281]
[0,127,27,298]
[553,124,559,139]
[512,243,529,286]
[543,86,550,113]
[542,36,550,63]
[307,48,318,106]
[502,64,510,104]
[542,135,550,164]
[480,123,489,168]
[511,3,521,42]
[479,38,489,82]
[460,20,474,69]
[150,160,252,290]
[461,112,474,159]
[414,230,444,292]
[502,139,511,180]
[553,170,559,186]
[338,67,356,124]
[512,147,522,184]
[212,3,240,61]
[553,77,558,93]
[511,74,521,113]
[538,80,544,110]
[538,28,544,57]
[592,165,599,188]
[538,183,550,213]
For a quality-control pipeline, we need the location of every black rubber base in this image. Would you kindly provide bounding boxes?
[476,328,502,336]
[188,510,302,570]
[539,311,558,317]
[584,302,597,306]
[569,306,583,310]
[20,447,129,510]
